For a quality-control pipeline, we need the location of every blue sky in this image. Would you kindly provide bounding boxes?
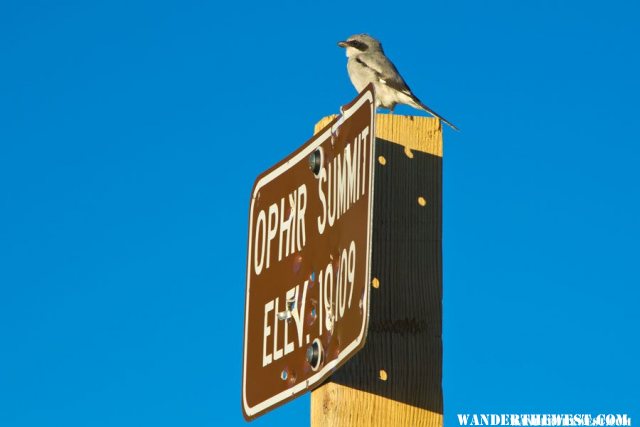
[1,1,639,426]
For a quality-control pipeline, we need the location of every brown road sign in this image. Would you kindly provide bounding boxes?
[242,86,376,420]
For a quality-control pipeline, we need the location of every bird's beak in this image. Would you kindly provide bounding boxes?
[337,40,350,48]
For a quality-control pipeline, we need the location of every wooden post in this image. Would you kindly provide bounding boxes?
[310,114,443,427]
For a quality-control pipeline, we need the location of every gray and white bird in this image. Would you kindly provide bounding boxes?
[338,34,458,130]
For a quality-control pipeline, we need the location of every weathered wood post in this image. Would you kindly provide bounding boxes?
[310,114,443,427]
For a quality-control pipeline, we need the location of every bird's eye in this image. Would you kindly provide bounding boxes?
[349,41,369,51]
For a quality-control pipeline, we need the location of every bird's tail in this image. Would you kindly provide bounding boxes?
[410,97,459,131]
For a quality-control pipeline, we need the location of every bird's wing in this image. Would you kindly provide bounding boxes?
[356,54,459,130]
[355,55,426,113]
[355,55,415,97]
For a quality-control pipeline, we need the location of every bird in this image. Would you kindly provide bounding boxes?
[338,34,458,131]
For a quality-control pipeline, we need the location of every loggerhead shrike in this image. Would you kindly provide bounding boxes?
[338,34,458,131]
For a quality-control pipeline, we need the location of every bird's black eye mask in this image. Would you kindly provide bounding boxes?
[348,40,369,51]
